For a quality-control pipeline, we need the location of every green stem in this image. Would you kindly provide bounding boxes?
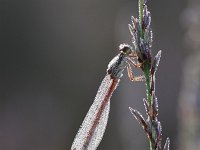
[144,63,151,105]
[144,62,154,150]
[139,1,157,150]
[139,0,144,38]
[149,141,153,150]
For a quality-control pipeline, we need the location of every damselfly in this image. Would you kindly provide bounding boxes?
[71,44,144,150]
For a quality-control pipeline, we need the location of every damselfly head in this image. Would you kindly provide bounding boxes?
[119,44,132,55]
[119,44,136,57]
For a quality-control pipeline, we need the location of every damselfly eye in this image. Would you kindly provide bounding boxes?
[119,44,132,55]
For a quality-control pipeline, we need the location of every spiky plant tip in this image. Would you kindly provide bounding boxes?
[129,0,170,150]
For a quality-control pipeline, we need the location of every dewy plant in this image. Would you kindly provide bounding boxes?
[71,0,169,150]
[128,0,170,150]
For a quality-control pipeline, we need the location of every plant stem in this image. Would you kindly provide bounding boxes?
[139,0,144,38]
[149,141,153,150]
[144,63,151,105]
[129,0,170,149]
[139,0,155,148]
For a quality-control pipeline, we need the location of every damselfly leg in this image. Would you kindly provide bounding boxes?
[126,56,145,82]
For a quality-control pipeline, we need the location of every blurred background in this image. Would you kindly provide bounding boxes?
[0,0,200,149]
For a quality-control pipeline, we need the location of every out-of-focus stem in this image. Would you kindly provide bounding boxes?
[177,1,200,149]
